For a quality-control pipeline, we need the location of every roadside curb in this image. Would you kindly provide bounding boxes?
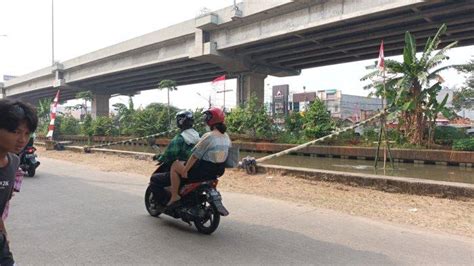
[258,164,474,199]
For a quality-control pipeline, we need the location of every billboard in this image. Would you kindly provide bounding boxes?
[272,85,289,123]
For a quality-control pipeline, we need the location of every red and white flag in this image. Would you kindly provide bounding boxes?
[377,40,385,72]
[46,90,60,139]
[211,75,226,91]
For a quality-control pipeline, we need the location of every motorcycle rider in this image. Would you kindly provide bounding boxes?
[150,111,200,186]
[167,107,231,207]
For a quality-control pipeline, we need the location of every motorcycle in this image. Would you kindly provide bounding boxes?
[18,146,40,177]
[144,161,229,235]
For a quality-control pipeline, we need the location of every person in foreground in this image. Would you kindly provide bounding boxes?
[0,99,38,265]
[167,107,231,206]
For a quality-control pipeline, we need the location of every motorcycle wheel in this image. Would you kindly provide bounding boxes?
[27,167,36,177]
[145,186,161,217]
[194,202,220,235]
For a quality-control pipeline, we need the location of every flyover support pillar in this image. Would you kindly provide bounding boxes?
[91,92,110,118]
[236,73,267,106]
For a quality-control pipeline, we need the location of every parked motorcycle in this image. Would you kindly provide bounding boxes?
[144,162,229,234]
[18,146,40,177]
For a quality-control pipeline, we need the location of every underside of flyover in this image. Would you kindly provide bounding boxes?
[7,0,474,108]
[230,1,474,70]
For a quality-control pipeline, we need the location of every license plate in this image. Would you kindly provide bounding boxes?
[25,154,36,158]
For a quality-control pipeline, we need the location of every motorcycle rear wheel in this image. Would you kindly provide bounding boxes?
[194,202,220,235]
[145,186,162,217]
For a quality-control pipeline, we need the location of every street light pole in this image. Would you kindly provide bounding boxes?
[51,0,55,66]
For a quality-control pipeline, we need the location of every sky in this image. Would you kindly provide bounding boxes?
[0,0,472,111]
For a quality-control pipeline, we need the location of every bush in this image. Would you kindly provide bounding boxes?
[92,116,117,136]
[302,99,335,139]
[59,115,80,135]
[81,114,94,138]
[285,111,304,137]
[226,96,275,139]
[435,126,466,145]
[453,138,474,151]
[191,108,206,136]
[131,104,178,137]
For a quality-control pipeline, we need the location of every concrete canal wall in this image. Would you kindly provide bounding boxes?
[39,135,474,166]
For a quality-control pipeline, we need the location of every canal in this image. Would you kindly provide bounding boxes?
[70,142,474,184]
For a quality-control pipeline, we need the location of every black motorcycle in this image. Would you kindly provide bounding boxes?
[19,146,40,177]
[144,162,229,235]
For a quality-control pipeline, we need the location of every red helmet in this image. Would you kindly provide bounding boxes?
[203,107,225,127]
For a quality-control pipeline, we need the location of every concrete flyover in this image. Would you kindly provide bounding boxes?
[3,0,474,117]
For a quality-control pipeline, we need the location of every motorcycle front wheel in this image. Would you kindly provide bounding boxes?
[194,202,220,235]
[145,186,162,217]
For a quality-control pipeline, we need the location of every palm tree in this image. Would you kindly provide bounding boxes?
[157,79,178,127]
[362,24,464,145]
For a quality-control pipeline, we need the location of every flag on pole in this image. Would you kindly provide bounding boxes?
[211,75,226,91]
[46,90,60,139]
[377,40,385,72]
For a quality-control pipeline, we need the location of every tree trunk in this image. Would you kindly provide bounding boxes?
[409,81,425,145]
[167,89,170,128]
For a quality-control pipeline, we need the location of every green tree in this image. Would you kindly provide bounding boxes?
[81,114,94,145]
[92,116,117,136]
[226,95,275,139]
[157,79,178,128]
[452,59,474,112]
[112,96,135,135]
[131,103,178,137]
[302,99,335,139]
[37,98,52,124]
[285,111,304,137]
[191,108,206,135]
[59,115,80,135]
[362,24,466,145]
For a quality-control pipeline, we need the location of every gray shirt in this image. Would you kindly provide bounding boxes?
[192,132,232,163]
[0,153,19,216]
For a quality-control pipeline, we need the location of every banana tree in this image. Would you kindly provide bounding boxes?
[423,83,453,146]
[362,24,464,145]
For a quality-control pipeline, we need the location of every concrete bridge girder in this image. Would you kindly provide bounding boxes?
[4,0,474,109]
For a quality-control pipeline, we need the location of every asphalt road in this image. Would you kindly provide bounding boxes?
[6,158,474,265]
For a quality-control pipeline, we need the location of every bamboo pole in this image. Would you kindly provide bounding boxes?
[84,128,178,151]
[256,111,384,163]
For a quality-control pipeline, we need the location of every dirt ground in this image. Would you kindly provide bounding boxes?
[37,147,473,238]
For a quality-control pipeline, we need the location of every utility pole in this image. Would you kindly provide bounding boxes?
[197,92,212,108]
[51,0,55,66]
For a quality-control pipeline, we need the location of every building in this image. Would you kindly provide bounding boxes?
[437,87,474,120]
[290,89,383,122]
[291,91,316,112]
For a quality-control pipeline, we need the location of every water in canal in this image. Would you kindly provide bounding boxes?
[75,142,474,184]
